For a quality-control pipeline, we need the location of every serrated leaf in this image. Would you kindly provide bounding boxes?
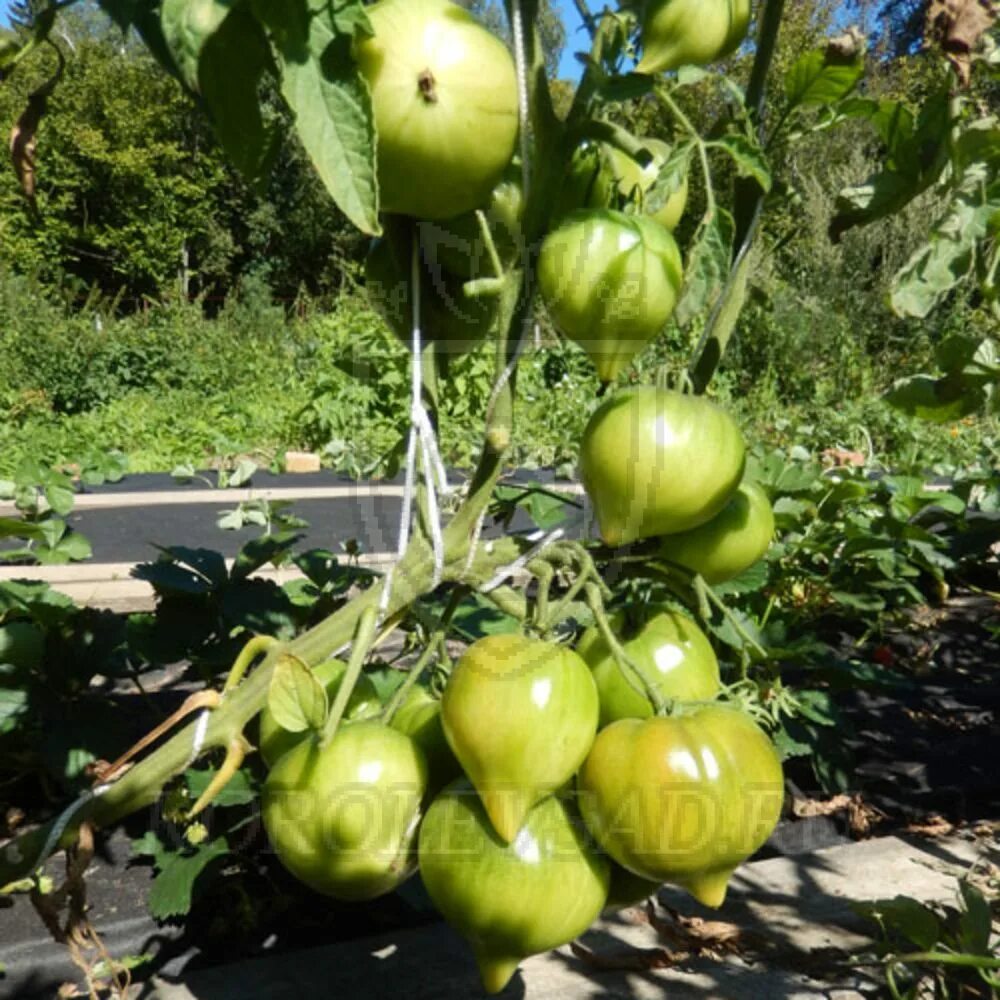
[674,207,735,327]
[254,0,379,235]
[232,532,302,580]
[147,837,229,919]
[709,134,771,192]
[785,47,863,108]
[712,560,768,596]
[645,141,693,214]
[268,655,328,733]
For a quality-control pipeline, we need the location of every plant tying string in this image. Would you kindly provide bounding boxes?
[377,236,452,623]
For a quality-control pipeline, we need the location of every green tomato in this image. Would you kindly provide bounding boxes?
[440,634,599,843]
[354,0,519,220]
[419,780,610,993]
[576,605,719,727]
[0,621,45,673]
[538,210,683,384]
[262,721,427,901]
[258,659,381,768]
[578,706,784,908]
[418,163,523,279]
[661,480,775,584]
[579,386,746,545]
[389,685,463,796]
[637,0,751,75]
[605,138,689,230]
[365,219,497,353]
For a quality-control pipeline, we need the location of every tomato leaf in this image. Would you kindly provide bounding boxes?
[254,0,380,235]
[674,207,734,327]
[958,881,993,954]
[784,47,863,109]
[708,134,771,192]
[854,896,940,951]
[268,654,328,733]
[645,141,693,215]
[885,373,987,423]
[146,836,230,919]
[160,0,235,91]
[185,765,258,808]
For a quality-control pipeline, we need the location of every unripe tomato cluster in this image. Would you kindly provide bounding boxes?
[259,1,784,992]
[262,624,783,994]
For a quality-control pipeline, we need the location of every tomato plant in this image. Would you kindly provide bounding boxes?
[580,386,746,545]
[389,684,463,795]
[538,210,683,384]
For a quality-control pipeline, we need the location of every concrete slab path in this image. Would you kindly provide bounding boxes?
[130,834,984,1000]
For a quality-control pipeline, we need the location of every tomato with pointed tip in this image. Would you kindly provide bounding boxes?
[258,659,380,768]
[440,634,599,843]
[538,210,683,384]
[576,605,719,726]
[262,721,427,901]
[637,0,751,75]
[603,861,662,913]
[419,781,610,993]
[579,386,746,546]
[661,480,774,584]
[578,706,784,908]
[354,0,519,219]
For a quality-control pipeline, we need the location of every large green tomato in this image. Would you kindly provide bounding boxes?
[354,0,519,220]
[440,634,599,843]
[604,861,662,913]
[258,659,380,768]
[537,210,683,384]
[418,163,523,279]
[262,721,427,901]
[576,605,719,726]
[605,138,689,230]
[365,221,497,353]
[419,781,610,993]
[389,685,463,796]
[578,706,784,908]
[661,480,775,584]
[637,0,752,75]
[579,386,746,545]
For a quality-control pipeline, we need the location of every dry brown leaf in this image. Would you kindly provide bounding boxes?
[925,0,998,85]
[905,814,958,837]
[646,902,764,959]
[9,45,65,205]
[792,793,853,818]
[570,940,679,972]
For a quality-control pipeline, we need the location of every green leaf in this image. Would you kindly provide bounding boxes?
[160,0,236,91]
[831,590,885,612]
[784,47,863,109]
[958,881,993,954]
[254,0,380,235]
[185,765,257,807]
[855,896,940,950]
[147,837,229,920]
[885,373,986,423]
[0,688,28,735]
[890,172,1000,318]
[645,141,693,214]
[708,134,771,192]
[712,560,768,596]
[43,483,75,517]
[232,532,302,580]
[199,4,277,180]
[267,654,328,733]
[674,207,735,327]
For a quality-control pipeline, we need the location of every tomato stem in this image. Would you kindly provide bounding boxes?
[321,606,379,746]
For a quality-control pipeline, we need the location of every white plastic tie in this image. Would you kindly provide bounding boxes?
[184,708,212,770]
[481,527,564,593]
